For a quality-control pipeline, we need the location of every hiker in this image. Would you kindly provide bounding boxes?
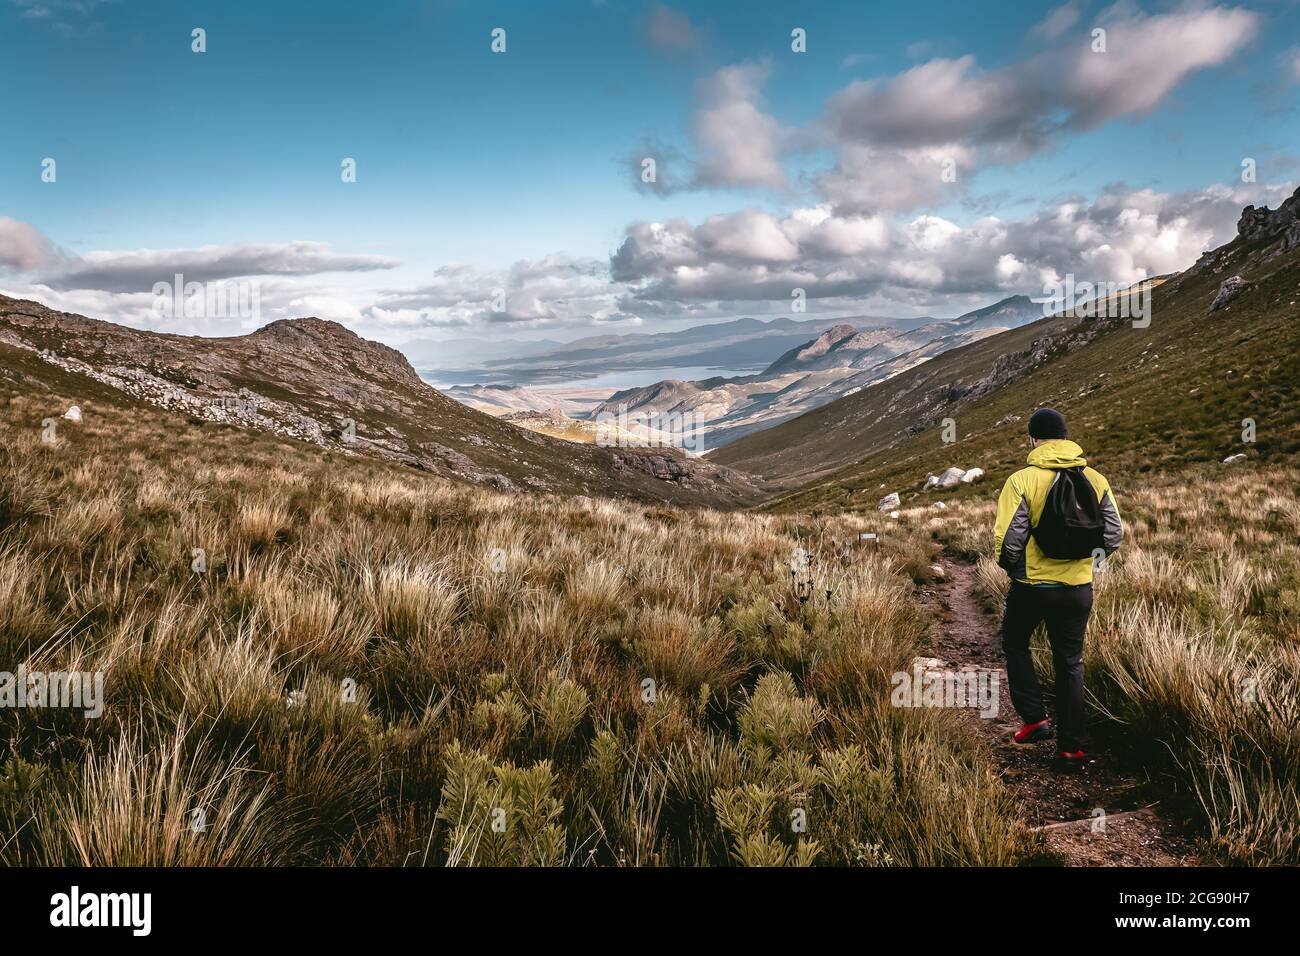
[992,408,1122,768]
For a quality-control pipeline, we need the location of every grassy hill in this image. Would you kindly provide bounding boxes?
[712,192,1300,515]
[0,296,763,509]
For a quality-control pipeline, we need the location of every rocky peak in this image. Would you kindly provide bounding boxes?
[251,316,362,343]
[246,316,422,386]
[1235,185,1300,243]
[764,323,862,374]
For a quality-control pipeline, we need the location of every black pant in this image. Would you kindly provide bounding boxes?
[1000,581,1093,752]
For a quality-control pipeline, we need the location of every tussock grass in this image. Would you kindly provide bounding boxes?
[0,391,1033,866]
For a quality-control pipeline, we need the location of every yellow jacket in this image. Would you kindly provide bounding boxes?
[993,439,1123,585]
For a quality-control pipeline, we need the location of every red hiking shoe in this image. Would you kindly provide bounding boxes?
[1013,719,1053,743]
[1056,750,1087,769]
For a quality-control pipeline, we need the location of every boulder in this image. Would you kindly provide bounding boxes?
[936,466,966,488]
[63,405,82,422]
[922,474,940,490]
[888,510,901,520]
[1210,275,1248,312]
[960,467,985,484]
[1223,453,1247,464]
[878,492,901,512]
[932,501,947,510]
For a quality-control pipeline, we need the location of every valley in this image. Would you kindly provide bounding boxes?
[2,187,1297,868]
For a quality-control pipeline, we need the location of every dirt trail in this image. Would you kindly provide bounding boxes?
[918,556,1202,866]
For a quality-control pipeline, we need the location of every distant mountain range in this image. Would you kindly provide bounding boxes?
[712,186,1300,510]
[587,295,1044,448]
[422,313,926,384]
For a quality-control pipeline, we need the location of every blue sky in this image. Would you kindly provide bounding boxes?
[1,0,1297,356]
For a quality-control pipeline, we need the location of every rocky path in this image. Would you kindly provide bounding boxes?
[917,555,1202,866]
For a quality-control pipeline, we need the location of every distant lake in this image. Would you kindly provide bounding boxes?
[423,365,757,391]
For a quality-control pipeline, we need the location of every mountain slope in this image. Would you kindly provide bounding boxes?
[0,296,764,507]
[711,189,1300,512]
[592,295,1037,449]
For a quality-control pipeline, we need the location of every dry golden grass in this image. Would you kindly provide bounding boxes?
[0,391,1035,867]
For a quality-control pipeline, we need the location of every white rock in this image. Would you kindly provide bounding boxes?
[932,501,947,510]
[888,510,901,520]
[929,564,946,578]
[937,466,966,488]
[63,405,82,422]
[1223,453,1247,464]
[922,474,940,490]
[960,467,984,484]
[878,492,901,512]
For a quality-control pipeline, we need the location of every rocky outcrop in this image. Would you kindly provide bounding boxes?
[611,452,694,482]
[1209,276,1249,312]
[1236,187,1300,245]
[878,492,901,512]
[1285,221,1300,252]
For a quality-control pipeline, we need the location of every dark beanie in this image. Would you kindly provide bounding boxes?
[1028,408,1068,440]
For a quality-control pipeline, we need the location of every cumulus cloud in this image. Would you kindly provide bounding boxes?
[0,220,405,332]
[827,5,1257,154]
[1062,4,1259,128]
[656,5,1258,212]
[814,144,976,214]
[691,62,788,190]
[610,181,1291,316]
[0,217,66,272]
[373,255,636,330]
[827,55,1050,156]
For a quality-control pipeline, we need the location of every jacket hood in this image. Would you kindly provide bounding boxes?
[1026,438,1086,470]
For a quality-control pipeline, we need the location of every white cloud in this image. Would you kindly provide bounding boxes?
[691,62,787,190]
[0,217,65,271]
[815,144,976,213]
[1032,3,1081,42]
[372,255,636,330]
[1063,5,1260,127]
[610,181,1293,315]
[43,240,399,293]
[664,5,1259,213]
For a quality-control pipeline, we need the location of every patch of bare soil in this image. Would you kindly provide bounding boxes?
[917,556,1204,866]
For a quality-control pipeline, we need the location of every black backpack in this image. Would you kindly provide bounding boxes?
[1031,467,1105,559]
